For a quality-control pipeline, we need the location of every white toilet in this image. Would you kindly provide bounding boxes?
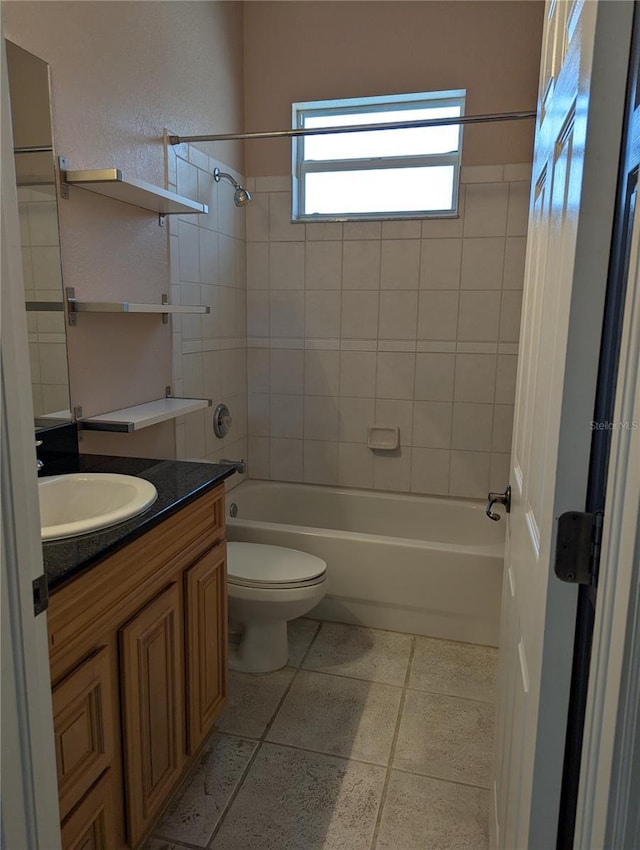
[227,542,327,673]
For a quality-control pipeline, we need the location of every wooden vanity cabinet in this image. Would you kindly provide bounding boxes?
[185,543,227,754]
[60,769,118,850]
[120,582,186,843]
[47,485,227,850]
[52,646,114,822]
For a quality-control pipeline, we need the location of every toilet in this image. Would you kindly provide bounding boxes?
[227,542,327,673]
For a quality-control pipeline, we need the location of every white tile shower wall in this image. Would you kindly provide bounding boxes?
[19,185,70,417]
[245,165,531,499]
[169,144,248,489]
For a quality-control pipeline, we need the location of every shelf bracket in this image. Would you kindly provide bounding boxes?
[58,156,69,199]
[66,287,78,325]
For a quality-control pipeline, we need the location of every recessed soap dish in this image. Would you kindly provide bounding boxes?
[367,425,400,451]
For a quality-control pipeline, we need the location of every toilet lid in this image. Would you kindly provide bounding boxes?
[227,542,326,586]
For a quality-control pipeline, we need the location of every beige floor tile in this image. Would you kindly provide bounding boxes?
[143,840,189,850]
[303,621,413,685]
[212,743,386,849]
[288,617,321,666]
[409,637,498,702]
[216,666,295,738]
[394,690,494,787]
[375,771,489,850]
[266,670,402,764]
[150,734,256,846]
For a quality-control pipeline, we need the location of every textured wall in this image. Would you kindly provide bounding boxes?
[244,1,544,175]
[4,0,244,455]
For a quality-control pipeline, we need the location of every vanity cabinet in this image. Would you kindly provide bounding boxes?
[47,485,227,849]
[120,583,185,843]
[60,769,118,850]
[185,544,227,753]
[52,645,114,821]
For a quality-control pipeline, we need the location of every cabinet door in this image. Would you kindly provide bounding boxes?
[60,769,117,850]
[185,543,227,753]
[52,646,113,820]
[119,583,184,846]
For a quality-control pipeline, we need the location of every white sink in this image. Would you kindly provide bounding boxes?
[39,473,158,541]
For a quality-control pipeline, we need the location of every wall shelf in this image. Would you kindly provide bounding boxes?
[26,301,65,312]
[71,302,209,315]
[60,164,207,215]
[66,289,208,324]
[79,397,211,433]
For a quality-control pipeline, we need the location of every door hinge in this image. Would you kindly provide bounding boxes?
[33,574,49,616]
[554,511,604,585]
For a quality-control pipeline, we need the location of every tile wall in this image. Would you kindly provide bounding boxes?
[245,164,530,498]
[168,143,248,488]
[19,184,70,417]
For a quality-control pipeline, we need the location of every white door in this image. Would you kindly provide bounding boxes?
[490,2,634,849]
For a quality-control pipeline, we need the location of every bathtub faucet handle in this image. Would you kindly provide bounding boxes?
[486,484,511,521]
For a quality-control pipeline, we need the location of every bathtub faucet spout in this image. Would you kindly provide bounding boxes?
[221,458,246,474]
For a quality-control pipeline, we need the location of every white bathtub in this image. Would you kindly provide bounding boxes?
[226,480,505,646]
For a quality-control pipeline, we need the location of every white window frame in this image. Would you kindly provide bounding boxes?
[292,89,466,222]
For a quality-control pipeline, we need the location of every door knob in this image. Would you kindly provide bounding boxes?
[486,484,511,521]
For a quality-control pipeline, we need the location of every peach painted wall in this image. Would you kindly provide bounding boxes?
[3,0,244,456]
[243,0,544,176]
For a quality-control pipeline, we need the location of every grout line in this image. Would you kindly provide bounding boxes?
[205,732,262,849]
[261,628,321,742]
[369,635,417,850]
[403,683,496,705]
[390,764,493,792]
[153,835,208,850]
[254,737,391,770]
[296,664,406,688]
[206,621,322,848]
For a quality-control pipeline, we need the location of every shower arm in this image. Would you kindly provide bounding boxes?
[168,109,536,146]
[214,168,242,190]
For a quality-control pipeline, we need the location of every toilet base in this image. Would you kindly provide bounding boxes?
[229,620,288,673]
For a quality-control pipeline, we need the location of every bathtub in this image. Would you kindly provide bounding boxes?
[226,480,505,646]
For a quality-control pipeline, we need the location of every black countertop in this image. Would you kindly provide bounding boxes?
[43,455,234,592]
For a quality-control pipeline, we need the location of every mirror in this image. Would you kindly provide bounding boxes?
[6,40,71,425]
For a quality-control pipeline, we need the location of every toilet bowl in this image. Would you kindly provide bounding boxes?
[227,542,327,673]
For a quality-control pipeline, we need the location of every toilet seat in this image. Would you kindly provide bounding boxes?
[227,542,327,590]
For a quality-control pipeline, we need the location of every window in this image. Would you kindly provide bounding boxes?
[292,89,465,222]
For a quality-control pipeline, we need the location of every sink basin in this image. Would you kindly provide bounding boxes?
[39,473,158,541]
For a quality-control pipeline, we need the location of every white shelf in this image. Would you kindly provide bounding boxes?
[37,410,73,423]
[65,289,208,323]
[62,167,207,215]
[80,397,211,433]
[71,301,209,315]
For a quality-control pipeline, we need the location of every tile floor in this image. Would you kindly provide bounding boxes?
[144,619,497,850]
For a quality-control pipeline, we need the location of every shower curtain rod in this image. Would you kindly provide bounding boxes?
[168,109,536,146]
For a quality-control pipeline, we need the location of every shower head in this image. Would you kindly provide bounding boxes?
[213,167,253,207]
[233,186,253,207]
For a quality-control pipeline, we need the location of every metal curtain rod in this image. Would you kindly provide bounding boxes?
[168,109,536,146]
